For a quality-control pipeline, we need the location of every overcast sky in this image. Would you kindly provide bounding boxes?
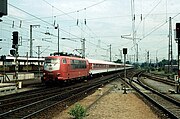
[1,0,180,63]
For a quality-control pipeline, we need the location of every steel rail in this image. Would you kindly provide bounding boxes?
[0,73,118,118]
[125,71,180,119]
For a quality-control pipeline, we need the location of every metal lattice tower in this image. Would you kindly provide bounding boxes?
[30,25,40,57]
[168,17,173,72]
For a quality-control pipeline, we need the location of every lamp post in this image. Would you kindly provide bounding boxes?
[119,49,122,62]
[36,46,41,79]
[30,25,40,57]
[55,24,60,55]
[109,44,112,62]
[81,38,85,58]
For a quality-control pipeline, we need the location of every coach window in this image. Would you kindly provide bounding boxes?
[62,59,67,64]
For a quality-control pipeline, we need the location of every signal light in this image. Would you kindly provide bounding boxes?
[176,23,180,38]
[12,44,16,49]
[123,48,127,54]
[10,31,19,57]
[10,49,15,56]
[1,55,6,61]
[12,31,18,45]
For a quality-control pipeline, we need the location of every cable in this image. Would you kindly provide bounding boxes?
[143,0,163,19]
[42,0,75,20]
[42,0,107,18]
[135,0,163,40]
[41,0,109,44]
[8,3,82,39]
[4,1,110,59]
[137,7,180,44]
[83,0,107,10]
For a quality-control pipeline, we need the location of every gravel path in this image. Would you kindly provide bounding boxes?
[86,93,159,119]
[52,81,161,119]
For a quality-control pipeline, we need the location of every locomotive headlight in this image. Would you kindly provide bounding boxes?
[57,73,60,76]
[43,73,46,76]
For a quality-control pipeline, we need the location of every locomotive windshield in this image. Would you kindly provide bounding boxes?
[44,58,60,71]
[45,58,59,64]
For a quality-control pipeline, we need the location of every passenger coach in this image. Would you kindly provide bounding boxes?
[88,59,124,75]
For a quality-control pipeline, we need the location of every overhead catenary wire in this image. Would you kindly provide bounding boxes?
[42,0,107,18]
[143,0,163,19]
[8,3,83,39]
[135,0,163,39]
[41,0,110,53]
[3,3,89,56]
[3,1,180,61]
[140,11,180,41]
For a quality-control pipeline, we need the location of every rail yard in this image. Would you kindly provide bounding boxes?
[1,1,180,119]
[0,68,179,119]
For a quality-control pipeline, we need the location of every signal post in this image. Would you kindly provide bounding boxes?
[10,31,19,82]
[176,23,180,93]
[123,48,127,79]
[122,48,127,94]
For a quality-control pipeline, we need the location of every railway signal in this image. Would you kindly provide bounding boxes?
[123,48,127,80]
[0,0,7,17]
[10,31,19,56]
[10,31,19,82]
[176,23,180,38]
[175,23,180,93]
[12,31,18,45]
[123,48,127,55]
[10,49,15,56]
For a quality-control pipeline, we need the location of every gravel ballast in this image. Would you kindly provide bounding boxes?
[52,81,161,119]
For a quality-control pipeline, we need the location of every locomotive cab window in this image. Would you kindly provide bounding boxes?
[70,59,87,69]
[45,58,59,64]
[62,58,67,64]
[44,58,60,67]
[44,58,60,71]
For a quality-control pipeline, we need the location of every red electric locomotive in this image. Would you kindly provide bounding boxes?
[41,53,89,84]
[42,53,133,85]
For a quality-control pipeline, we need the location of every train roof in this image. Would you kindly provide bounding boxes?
[0,55,45,61]
[46,55,87,60]
[87,59,122,65]
[50,52,82,58]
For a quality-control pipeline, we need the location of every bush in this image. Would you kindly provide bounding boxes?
[158,68,162,72]
[68,103,86,119]
[151,67,155,71]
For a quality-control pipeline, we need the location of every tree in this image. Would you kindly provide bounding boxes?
[114,59,122,63]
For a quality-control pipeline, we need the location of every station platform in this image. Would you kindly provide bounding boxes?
[0,72,35,83]
[0,83,17,96]
[0,77,42,96]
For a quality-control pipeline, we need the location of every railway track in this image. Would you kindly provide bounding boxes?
[141,72,175,86]
[124,71,180,119]
[0,73,119,119]
[2,69,178,118]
